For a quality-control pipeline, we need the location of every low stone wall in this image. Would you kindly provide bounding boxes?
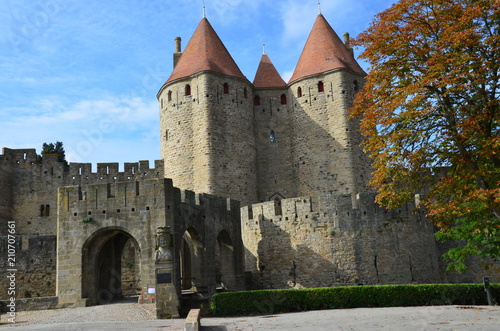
[0,296,58,312]
[0,235,57,299]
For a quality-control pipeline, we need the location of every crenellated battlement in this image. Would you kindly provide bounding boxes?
[1,148,38,164]
[66,160,164,182]
[242,192,425,232]
[177,188,240,214]
[1,147,164,184]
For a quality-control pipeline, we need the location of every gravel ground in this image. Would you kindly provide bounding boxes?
[2,302,500,331]
[0,297,159,327]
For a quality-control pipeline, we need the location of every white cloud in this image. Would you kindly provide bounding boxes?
[1,95,159,164]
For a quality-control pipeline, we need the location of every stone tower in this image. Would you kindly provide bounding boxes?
[286,14,370,199]
[158,14,370,206]
[252,52,295,202]
[157,18,258,207]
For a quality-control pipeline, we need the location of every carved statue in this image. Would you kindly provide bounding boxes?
[155,226,173,262]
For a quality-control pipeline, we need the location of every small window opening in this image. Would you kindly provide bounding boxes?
[297,87,302,97]
[185,84,191,96]
[168,90,172,101]
[165,129,169,141]
[318,81,324,92]
[45,205,50,217]
[254,95,260,105]
[223,83,229,94]
[280,94,287,105]
[243,88,248,98]
[270,130,276,142]
[353,80,359,91]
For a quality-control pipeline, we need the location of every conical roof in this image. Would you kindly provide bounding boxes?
[164,18,246,85]
[253,54,286,88]
[288,14,366,84]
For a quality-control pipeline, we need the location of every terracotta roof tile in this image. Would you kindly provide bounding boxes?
[164,18,246,85]
[289,14,366,84]
[253,54,286,88]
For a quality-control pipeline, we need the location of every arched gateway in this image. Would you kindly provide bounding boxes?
[81,227,141,305]
[56,178,244,317]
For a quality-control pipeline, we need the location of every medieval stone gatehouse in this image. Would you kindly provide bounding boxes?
[1,12,495,317]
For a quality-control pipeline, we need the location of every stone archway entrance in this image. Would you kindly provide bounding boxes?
[81,228,141,305]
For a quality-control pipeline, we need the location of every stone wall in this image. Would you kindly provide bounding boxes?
[242,193,444,289]
[0,236,56,299]
[253,87,295,202]
[0,148,164,236]
[171,188,245,300]
[0,296,58,312]
[56,178,168,307]
[288,70,370,199]
[159,73,258,207]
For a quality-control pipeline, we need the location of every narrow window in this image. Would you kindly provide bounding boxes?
[243,88,248,99]
[165,129,169,141]
[161,98,163,109]
[185,84,191,96]
[297,87,302,97]
[223,83,229,94]
[318,81,324,92]
[270,130,276,142]
[168,90,172,101]
[45,204,50,217]
[40,205,45,217]
[254,95,260,106]
[280,94,287,105]
[353,80,359,91]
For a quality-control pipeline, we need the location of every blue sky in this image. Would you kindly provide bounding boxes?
[0,0,395,168]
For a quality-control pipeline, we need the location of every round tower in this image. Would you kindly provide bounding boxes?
[287,14,370,197]
[158,18,257,206]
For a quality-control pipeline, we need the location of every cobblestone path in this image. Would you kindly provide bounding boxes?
[0,297,162,328]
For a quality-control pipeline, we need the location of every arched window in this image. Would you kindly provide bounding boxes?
[223,83,229,94]
[167,90,172,101]
[269,130,276,142]
[45,204,50,216]
[254,95,260,105]
[40,205,45,217]
[280,94,287,105]
[185,84,191,96]
[297,87,302,97]
[318,81,324,92]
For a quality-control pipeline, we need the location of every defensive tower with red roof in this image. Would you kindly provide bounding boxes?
[158,13,370,206]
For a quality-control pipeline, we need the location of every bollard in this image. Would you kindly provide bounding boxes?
[483,277,494,306]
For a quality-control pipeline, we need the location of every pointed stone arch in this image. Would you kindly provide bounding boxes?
[81,227,142,305]
[215,230,236,290]
[180,226,203,291]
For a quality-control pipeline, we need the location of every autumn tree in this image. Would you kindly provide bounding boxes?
[351,0,500,271]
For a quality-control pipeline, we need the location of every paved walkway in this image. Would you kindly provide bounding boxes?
[1,302,499,330]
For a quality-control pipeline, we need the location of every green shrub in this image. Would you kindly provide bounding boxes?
[210,284,499,316]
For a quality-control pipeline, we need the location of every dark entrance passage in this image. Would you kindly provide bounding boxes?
[82,228,141,305]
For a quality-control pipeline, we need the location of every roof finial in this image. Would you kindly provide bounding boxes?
[318,1,321,14]
[263,44,266,55]
[203,0,206,18]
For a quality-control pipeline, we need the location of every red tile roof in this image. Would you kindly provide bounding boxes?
[288,14,366,84]
[164,18,246,85]
[253,54,286,88]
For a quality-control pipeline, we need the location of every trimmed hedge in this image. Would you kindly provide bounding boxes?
[210,284,499,316]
